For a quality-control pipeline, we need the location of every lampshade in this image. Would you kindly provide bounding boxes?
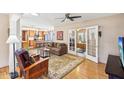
[6,35,20,44]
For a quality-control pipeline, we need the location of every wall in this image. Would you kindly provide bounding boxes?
[54,14,124,63]
[0,14,9,68]
[20,18,54,30]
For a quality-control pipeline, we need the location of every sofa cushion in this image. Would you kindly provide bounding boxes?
[47,42,52,47]
[44,42,48,47]
[46,46,51,50]
[57,43,61,48]
[53,42,57,47]
[30,56,35,64]
[51,47,60,51]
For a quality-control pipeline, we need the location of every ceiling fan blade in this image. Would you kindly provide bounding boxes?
[61,17,66,22]
[69,16,82,18]
[69,18,74,21]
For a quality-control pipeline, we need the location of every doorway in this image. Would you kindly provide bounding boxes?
[68,26,99,63]
[76,28,86,57]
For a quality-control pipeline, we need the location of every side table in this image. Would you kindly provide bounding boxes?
[40,48,50,58]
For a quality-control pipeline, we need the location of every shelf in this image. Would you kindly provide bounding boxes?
[22,29,49,49]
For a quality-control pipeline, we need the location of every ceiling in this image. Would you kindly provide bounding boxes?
[21,13,117,26]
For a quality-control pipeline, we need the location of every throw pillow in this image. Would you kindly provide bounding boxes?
[48,42,52,47]
[57,43,61,48]
[30,56,35,64]
[21,51,32,68]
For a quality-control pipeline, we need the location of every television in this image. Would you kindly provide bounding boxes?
[118,36,124,67]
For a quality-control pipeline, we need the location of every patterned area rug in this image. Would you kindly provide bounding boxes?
[47,54,84,79]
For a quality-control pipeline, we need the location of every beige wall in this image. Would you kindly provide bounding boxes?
[0,14,9,68]
[54,14,124,63]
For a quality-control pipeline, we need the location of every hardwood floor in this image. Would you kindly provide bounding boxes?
[0,59,108,79]
[0,66,9,79]
[64,59,108,79]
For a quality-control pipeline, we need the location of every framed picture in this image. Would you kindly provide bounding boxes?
[57,31,63,40]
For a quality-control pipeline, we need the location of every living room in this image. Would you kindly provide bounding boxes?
[1,1,124,93]
[0,13,124,79]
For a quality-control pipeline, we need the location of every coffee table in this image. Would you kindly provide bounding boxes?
[40,47,50,58]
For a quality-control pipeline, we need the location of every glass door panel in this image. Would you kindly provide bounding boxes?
[86,26,98,63]
[68,29,76,55]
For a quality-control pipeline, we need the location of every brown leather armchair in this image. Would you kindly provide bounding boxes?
[15,49,49,79]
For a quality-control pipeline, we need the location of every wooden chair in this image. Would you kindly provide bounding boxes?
[15,49,49,79]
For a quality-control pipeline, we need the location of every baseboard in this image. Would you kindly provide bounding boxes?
[0,65,9,69]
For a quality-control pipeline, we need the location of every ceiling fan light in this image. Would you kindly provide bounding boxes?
[31,13,39,16]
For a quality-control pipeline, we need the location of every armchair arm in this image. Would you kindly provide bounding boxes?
[24,57,49,71]
[60,45,67,52]
[31,54,40,62]
[23,57,49,79]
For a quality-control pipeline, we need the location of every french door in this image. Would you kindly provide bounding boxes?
[86,26,99,63]
[68,29,76,55]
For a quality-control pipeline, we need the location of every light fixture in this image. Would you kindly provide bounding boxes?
[31,13,39,16]
[6,35,20,79]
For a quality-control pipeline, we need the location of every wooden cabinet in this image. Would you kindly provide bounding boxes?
[22,30,28,41]
[21,30,47,49]
[29,30,36,48]
[29,30,35,37]
[22,41,29,49]
[39,31,45,40]
[22,31,29,49]
[77,43,86,49]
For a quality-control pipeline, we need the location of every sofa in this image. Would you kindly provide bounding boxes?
[40,42,67,56]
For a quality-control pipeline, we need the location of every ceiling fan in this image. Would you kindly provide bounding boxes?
[56,13,82,22]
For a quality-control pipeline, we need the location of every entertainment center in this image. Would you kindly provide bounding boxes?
[105,55,124,79]
[105,36,124,79]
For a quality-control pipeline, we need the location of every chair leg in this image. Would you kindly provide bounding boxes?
[44,69,48,76]
[25,71,29,79]
[19,70,22,77]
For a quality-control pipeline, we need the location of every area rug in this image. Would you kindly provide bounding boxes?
[47,54,84,79]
